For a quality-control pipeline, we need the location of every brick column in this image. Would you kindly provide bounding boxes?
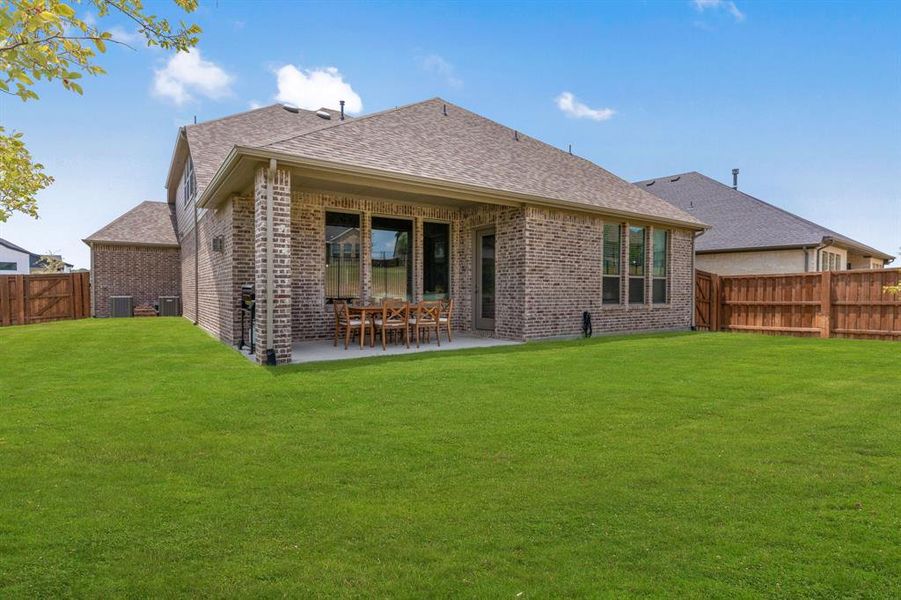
[413,217,424,302]
[360,211,372,303]
[254,164,292,364]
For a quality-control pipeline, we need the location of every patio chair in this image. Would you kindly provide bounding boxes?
[374,300,410,350]
[411,301,442,348]
[439,299,454,342]
[333,301,370,350]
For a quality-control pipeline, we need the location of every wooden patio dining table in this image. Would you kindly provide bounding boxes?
[346,304,381,349]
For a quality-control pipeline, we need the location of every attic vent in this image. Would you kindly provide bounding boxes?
[670,176,681,182]
[316,110,331,120]
[282,104,300,113]
[645,180,655,186]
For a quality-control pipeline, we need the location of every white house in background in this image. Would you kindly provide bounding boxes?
[0,237,73,274]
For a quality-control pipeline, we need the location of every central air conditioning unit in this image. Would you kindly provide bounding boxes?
[110,296,133,318]
[158,296,181,317]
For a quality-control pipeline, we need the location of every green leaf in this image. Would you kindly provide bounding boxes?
[54,4,76,18]
[93,37,106,53]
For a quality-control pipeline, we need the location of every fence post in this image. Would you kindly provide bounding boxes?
[711,273,721,332]
[820,270,832,338]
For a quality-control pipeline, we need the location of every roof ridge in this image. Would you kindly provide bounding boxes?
[84,200,170,242]
[258,97,445,149]
[186,103,303,131]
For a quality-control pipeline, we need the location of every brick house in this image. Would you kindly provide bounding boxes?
[88,98,705,364]
[83,201,180,317]
[636,171,894,275]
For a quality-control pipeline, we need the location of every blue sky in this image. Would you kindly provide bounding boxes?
[2,0,899,268]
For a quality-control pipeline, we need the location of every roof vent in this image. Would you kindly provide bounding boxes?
[282,104,300,113]
[670,176,681,182]
[645,180,655,186]
[316,110,332,120]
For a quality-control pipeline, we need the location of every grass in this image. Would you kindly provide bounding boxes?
[0,319,898,597]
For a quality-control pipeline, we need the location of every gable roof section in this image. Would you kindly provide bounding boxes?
[83,201,178,247]
[635,171,892,259]
[0,238,73,267]
[250,98,702,228]
[171,104,347,200]
[0,237,33,255]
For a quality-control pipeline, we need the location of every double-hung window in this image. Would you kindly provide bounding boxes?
[602,223,621,304]
[652,229,669,304]
[628,226,646,304]
[325,212,361,301]
[183,157,196,206]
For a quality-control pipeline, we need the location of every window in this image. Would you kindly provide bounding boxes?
[371,216,413,301]
[182,157,196,206]
[821,250,842,272]
[602,223,621,304]
[628,226,646,304]
[652,229,668,304]
[423,222,450,300]
[0,262,16,271]
[325,212,361,300]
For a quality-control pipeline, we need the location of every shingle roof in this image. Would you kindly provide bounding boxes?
[250,98,702,227]
[185,104,346,197]
[635,171,892,259]
[84,201,178,247]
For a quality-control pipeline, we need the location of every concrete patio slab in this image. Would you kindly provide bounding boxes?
[241,334,521,364]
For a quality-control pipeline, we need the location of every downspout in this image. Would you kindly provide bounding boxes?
[265,158,277,365]
[193,198,199,325]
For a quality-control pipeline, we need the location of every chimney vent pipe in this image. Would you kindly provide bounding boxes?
[732,168,739,190]
[339,100,345,120]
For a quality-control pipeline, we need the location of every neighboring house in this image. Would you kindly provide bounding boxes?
[83,201,181,317]
[636,171,894,275]
[0,237,73,274]
[89,98,705,364]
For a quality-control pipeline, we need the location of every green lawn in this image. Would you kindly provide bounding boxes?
[1,319,898,597]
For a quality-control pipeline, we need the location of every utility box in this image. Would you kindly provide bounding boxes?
[159,296,181,317]
[110,296,133,318]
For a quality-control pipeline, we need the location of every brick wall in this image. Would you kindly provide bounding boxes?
[254,167,292,364]
[523,206,693,338]
[91,244,180,317]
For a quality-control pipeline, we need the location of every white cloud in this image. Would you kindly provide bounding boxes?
[153,49,234,105]
[274,65,362,113]
[692,0,745,22]
[555,92,615,122]
[107,25,143,45]
[248,100,263,110]
[419,54,462,88]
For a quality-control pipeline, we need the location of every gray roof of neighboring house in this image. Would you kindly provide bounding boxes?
[0,237,33,256]
[635,171,893,260]
[253,98,703,227]
[182,104,346,198]
[0,237,73,267]
[83,201,178,247]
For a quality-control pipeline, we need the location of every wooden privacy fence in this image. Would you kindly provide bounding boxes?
[695,268,901,340]
[0,272,91,327]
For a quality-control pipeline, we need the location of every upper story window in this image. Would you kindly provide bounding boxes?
[0,262,16,271]
[183,157,196,206]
